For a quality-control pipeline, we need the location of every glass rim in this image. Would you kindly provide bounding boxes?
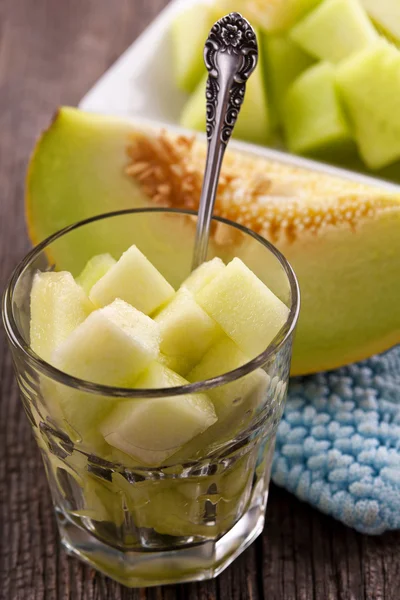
[2,207,300,398]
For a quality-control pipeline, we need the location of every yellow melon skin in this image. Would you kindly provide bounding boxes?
[25,108,400,376]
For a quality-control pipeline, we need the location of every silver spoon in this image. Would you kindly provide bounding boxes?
[191,12,258,270]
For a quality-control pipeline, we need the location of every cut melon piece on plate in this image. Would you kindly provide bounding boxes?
[100,362,217,467]
[181,257,225,294]
[361,0,400,44]
[245,0,322,32]
[25,107,400,375]
[76,253,116,294]
[196,257,289,358]
[52,298,160,385]
[90,244,175,315]
[336,42,400,169]
[180,31,271,146]
[290,0,378,64]
[154,289,222,376]
[283,62,353,156]
[30,271,93,363]
[263,33,315,126]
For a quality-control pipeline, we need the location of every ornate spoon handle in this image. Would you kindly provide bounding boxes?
[192,12,258,270]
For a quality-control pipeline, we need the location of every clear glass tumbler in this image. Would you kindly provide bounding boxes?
[3,208,299,587]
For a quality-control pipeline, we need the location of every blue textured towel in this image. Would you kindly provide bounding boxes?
[271,345,400,535]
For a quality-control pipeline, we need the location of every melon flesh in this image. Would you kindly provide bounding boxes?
[187,336,269,420]
[283,62,352,155]
[52,299,160,386]
[361,0,400,44]
[196,257,289,358]
[76,253,116,294]
[30,271,93,363]
[155,289,222,376]
[246,0,322,32]
[336,42,400,169]
[181,257,225,294]
[180,30,271,146]
[263,33,315,126]
[100,362,217,466]
[290,0,378,64]
[90,244,175,315]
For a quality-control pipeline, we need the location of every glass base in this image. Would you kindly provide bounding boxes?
[57,485,269,588]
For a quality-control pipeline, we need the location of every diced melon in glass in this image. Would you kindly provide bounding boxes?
[181,257,225,294]
[283,62,353,155]
[187,337,269,420]
[52,299,160,386]
[89,244,175,315]
[290,0,378,64]
[30,271,94,363]
[100,363,217,467]
[196,257,289,358]
[154,289,222,376]
[76,253,116,294]
[75,473,125,526]
[336,42,400,169]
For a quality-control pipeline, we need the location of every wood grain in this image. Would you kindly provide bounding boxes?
[0,0,400,598]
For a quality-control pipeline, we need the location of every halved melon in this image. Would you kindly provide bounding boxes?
[26,108,400,375]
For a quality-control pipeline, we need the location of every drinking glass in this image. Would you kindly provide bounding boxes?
[3,208,299,587]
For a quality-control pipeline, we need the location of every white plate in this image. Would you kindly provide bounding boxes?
[79,0,399,191]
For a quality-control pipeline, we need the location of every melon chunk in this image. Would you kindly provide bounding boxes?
[290,0,378,64]
[89,244,174,314]
[246,0,322,33]
[76,253,116,294]
[181,257,225,294]
[196,258,289,358]
[155,289,222,376]
[52,299,160,386]
[30,271,93,363]
[100,362,217,466]
[336,42,400,169]
[283,62,352,155]
[187,337,269,420]
[263,33,315,126]
[361,0,400,44]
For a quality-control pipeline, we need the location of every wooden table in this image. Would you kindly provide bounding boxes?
[0,1,399,598]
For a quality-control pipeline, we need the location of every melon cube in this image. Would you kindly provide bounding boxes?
[155,289,222,376]
[246,0,322,33]
[263,33,315,126]
[336,42,400,169]
[100,362,217,466]
[52,299,160,386]
[76,253,116,294]
[283,62,352,155]
[30,271,93,362]
[196,257,289,358]
[181,257,225,294]
[187,337,269,420]
[89,244,175,315]
[361,0,400,44]
[290,0,378,64]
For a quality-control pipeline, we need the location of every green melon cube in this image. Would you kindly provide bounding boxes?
[89,244,175,315]
[30,271,94,362]
[187,336,270,420]
[155,289,222,376]
[283,62,352,155]
[100,363,217,466]
[171,4,212,93]
[196,257,289,358]
[263,33,315,125]
[181,257,225,294]
[180,31,271,146]
[290,0,378,64]
[246,0,322,33]
[336,41,400,169]
[76,253,116,294]
[361,0,400,44]
[53,299,160,386]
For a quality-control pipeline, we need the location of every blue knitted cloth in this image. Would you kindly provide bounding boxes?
[271,346,400,534]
